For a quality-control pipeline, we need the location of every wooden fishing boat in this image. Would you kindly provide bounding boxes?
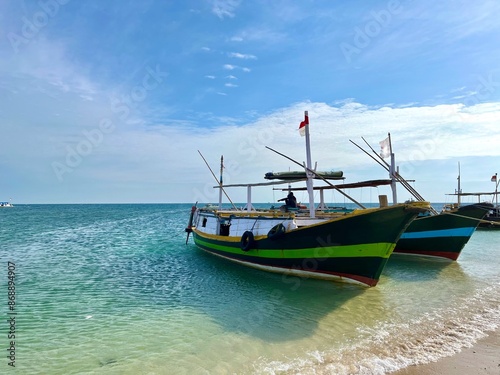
[394,167,497,261]
[445,171,500,230]
[283,181,489,261]
[350,135,490,260]
[186,113,430,287]
[479,205,500,229]
[188,202,429,287]
[394,203,490,260]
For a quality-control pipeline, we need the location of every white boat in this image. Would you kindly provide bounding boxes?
[0,201,13,208]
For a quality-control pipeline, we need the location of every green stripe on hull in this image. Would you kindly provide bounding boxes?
[193,235,391,286]
[194,234,394,259]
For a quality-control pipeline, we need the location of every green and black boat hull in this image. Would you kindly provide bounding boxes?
[477,204,500,229]
[394,203,489,260]
[192,203,427,286]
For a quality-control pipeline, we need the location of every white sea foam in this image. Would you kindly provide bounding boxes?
[256,284,500,374]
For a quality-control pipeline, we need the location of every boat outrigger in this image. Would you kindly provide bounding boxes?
[186,112,430,287]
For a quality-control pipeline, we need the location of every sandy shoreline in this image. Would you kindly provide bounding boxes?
[392,328,500,375]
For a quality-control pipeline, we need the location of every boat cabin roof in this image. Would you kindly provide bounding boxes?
[447,192,499,196]
[214,179,306,188]
[276,179,395,191]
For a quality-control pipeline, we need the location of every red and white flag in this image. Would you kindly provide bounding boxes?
[298,113,309,137]
[491,174,497,182]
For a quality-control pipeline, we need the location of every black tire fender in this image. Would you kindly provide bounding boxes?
[240,231,255,251]
[267,223,286,240]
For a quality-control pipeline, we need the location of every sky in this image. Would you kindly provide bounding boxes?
[1,0,500,204]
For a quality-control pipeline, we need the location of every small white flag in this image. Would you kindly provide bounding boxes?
[379,137,390,158]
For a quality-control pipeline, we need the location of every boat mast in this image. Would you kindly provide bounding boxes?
[303,111,315,218]
[198,150,238,210]
[457,162,461,206]
[218,155,223,209]
[388,133,397,204]
[494,172,499,207]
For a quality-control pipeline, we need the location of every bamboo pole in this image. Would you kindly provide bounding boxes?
[265,146,366,209]
[350,139,438,215]
[198,151,238,210]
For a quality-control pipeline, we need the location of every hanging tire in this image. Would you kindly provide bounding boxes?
[267,223,286,240]
[240,231,255,251]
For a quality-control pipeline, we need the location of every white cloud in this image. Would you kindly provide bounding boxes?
[4,66,500,202]
[172,101,500,203]
[222,64,250,73]
[211,0,240,19]
[229,28,286,44]
[228,52,257,59]
[36,100,490,204]
[5,38,99,100]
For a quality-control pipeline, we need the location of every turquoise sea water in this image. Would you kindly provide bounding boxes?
[1,204,499,374]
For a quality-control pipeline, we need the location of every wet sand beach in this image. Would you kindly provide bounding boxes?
[393,328,500,375]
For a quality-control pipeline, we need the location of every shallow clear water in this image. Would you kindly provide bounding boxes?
[0,204,499,374]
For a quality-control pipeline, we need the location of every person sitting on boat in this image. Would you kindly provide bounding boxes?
[278,192,297,208]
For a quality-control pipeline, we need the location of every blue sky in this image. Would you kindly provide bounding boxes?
[1,0,500,204]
